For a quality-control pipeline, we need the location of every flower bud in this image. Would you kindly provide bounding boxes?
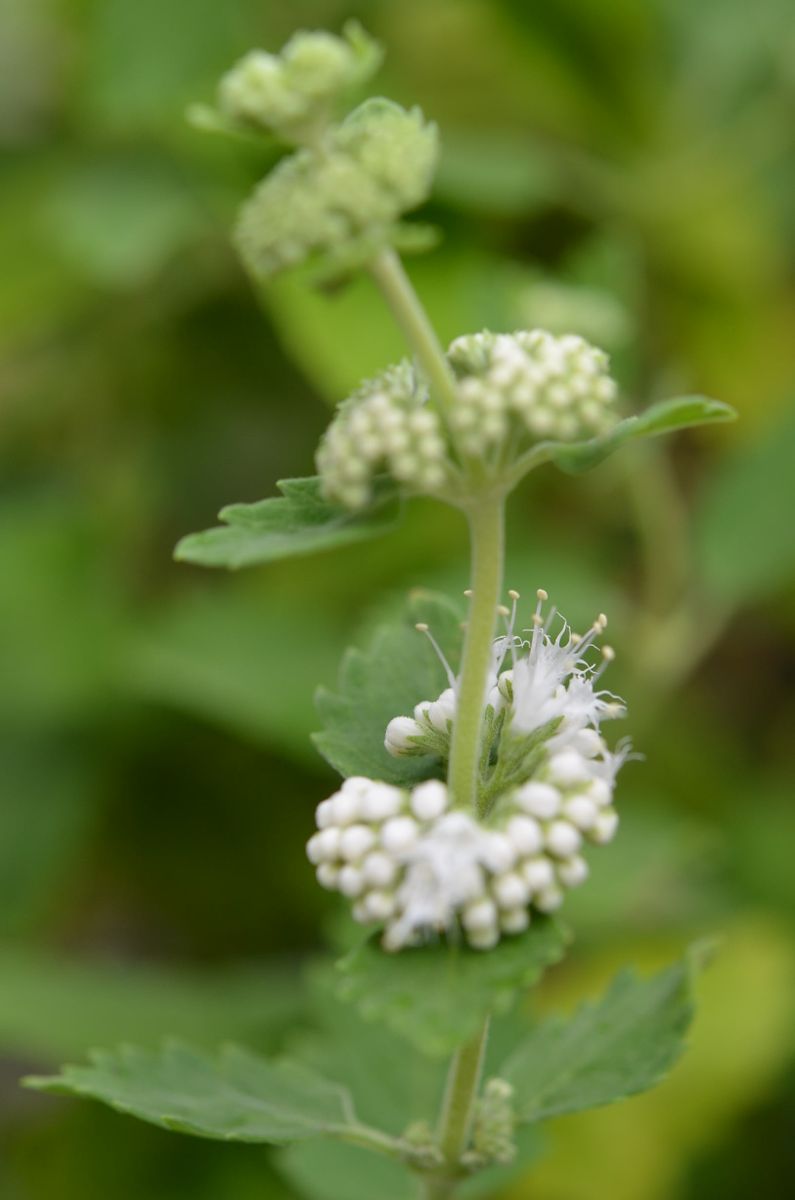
[217,23,382,143]
[236,99,438,280]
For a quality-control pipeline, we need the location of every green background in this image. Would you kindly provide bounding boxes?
[2,0,794,1196]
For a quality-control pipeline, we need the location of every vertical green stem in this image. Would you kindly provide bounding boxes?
[448,495,506,812]
[369,248,458,420]
[437,1019,490,1164]
[368,248,502,1198]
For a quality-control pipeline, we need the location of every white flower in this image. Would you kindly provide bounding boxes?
[309,590,631,951]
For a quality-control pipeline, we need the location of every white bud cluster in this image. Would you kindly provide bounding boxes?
[317,363,450,508]
[447,330,618,454]
[218,25,381,142]
[306,761,620,952]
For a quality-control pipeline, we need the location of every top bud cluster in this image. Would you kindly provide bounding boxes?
[213,23,437,279]
[205,25,622,508]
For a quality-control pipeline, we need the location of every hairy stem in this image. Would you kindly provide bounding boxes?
[369,248,458,420]
[448,495,506,812]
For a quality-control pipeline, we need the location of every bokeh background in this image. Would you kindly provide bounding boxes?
[2,0,795,1196]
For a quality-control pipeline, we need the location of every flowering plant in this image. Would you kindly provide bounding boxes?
[26,25,734,1200]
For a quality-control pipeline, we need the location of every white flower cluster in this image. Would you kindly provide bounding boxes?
[218,24,381,143]
[306,762,619,952]
[316,363,449,508]
[447,330,618,453]
[354,591,629,950]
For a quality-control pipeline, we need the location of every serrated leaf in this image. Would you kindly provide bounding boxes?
[25,1041,360,1145]
[500,950,701,1124]
[174,477,400,570]
[313,590,464,785]
[546,395,736,475]
[336,917,569,1057]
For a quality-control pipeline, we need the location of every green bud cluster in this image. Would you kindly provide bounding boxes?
[218,23,382,143]
[316,361,450,508]
[235,99,438,279]
[463,1078,516,1169]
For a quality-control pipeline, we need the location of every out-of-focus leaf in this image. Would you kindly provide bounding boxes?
[545,396,736,475]
[0,740,94,935]
[128,585,344,762]
[336,917,568,1057]
[313,590,463,785]
[696,405,795,606]
[41,156,209,288]
[278,1141,413,1200]
[0,951,301,1061]
[26,1043,361,1145]
[79,0,264,133]
[175,477,401,570]
[436,131,558,215]
[0,497,127,723]
[525,918,795,1200]
[501,951,701,1123]
[289,969,444,1135]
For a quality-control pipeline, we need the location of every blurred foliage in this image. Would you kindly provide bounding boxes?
[1,0,794,1197]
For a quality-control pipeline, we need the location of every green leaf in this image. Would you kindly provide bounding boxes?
[25,1042,361,1145]
[313,590,464,785]
[127,586,344,762]
[0,950,300,1061]
[696,405,795,606]
[174,477,401,570]
[278,1141,414,1200]
[336,917,570,1057]
[500,950,702,1124]
[546,395,736,475]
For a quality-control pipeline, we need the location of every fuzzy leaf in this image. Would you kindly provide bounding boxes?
[546,395,736,475]
[336,917,569,1057]
[500,950,701,1123]
[314,590,464,785]
[174,477,400,570]
[25,1041,361,1144]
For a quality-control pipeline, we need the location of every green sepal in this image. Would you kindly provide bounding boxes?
[174,476,400,570]
[335,917,570,1057]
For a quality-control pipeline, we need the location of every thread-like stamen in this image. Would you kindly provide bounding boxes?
[593,644,615,681]
[506,589,520,666]
[416,623,457,687]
